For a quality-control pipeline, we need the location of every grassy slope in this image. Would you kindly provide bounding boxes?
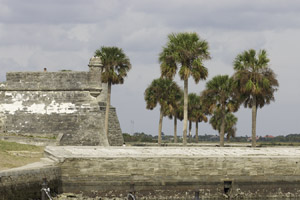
[0,140,44,171]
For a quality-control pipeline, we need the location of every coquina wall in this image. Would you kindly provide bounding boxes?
[0,163,61,200]
[2,147,300,199]
[0,70,123,146]
[45,146,300,199]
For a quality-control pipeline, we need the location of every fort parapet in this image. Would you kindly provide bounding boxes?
[0,58,123,146]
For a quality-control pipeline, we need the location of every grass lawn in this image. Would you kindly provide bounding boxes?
[0,140,44,171]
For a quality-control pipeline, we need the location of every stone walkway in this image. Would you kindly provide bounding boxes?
[45,146,300,161]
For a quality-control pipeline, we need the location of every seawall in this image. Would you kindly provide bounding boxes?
[0,158,61,200]
[2,146,300,199]
[45,146,300,199]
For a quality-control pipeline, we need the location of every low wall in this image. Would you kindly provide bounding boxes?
[0,160,61,200]
[45,146,300,199]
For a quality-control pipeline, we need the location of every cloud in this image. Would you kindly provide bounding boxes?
[129,0,300,31]
[0,0,125,24]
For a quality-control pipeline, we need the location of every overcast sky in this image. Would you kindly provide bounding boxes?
[0,0,299,137]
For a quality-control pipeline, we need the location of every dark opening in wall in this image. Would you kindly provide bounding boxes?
[194,191,200,200]
[224,180,232,194]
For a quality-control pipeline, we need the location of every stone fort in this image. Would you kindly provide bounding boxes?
[0,57,123,146]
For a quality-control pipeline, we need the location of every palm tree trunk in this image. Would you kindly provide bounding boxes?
[158,107,163,146]
[252,96,257,147]
[174,117,177,143]
[104,82,111,146]
[183,78,188,146]
[195,121,199,143]
[220,113,225,147]
[188,120,192,139]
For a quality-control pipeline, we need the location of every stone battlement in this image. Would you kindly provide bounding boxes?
[0,59,123,146]
[3,71,103,92]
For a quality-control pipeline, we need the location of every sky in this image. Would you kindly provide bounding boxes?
[0,0,299,137]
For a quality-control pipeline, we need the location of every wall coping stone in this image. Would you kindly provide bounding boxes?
[44,146,300,160]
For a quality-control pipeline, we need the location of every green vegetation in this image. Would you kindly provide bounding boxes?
[123,133,300,146]
[144,78,182,145]
[233,49,279,147]
[144,32,279,147]
[188,93,207,142]
[210,111,237,141]
[95,47,131,139]
[201,75,239,146]
[123,132,157,143]
[159,32,211,145]
[0,140,44,170]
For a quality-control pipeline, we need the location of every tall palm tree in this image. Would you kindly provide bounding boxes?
[188,93,198,140]
[159,32,211,145]
[144,78,182,145]
[233,49,279,147]
[210,110,238,140]
[95,47,131,142]
[201,75,238,147]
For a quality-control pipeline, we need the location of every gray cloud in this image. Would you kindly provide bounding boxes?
[0,0,125,24]
[130,0,300,31]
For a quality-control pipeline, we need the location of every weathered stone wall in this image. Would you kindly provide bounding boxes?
[0,164,61,200]
[1,71,108,102]
[45,146,300,199]
[108,107,123,146]
[0,71,123,146]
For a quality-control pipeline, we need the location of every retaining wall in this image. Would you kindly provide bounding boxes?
[0,161,61,200]
[44,146,300,199]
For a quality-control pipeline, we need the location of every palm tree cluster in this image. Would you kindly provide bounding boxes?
[144,32,279,147]
[93,32,278,148]
[144,78,182,145]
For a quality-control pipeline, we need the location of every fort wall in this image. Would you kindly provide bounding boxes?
[0,70,123,146]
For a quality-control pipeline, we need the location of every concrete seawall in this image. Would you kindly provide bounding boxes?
[0,158,61,200]
[1,146,300,199]
[44,146,300,199]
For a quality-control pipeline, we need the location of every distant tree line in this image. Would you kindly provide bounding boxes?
[123,132,300,144]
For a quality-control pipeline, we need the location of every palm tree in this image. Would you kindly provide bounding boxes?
[193,97,208,143]
[165,90,183,143]
[187,93,208,142]
[210,110,238,140]
[201,75,238,147]
[188,93,198,140]
[144,78,182,145]
[95,47,131,142]
[159,32,211,145]
[233,49,279,147]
